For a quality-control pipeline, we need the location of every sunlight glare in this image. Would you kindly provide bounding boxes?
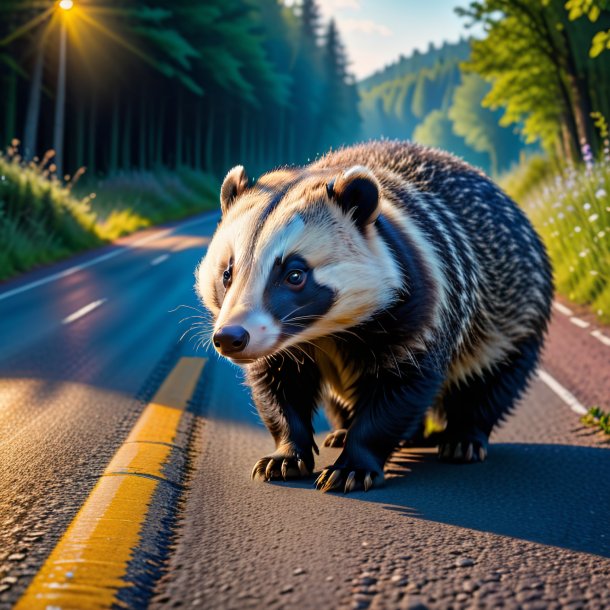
[59,0,74,10]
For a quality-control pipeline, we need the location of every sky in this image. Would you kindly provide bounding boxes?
[293,0,479,80]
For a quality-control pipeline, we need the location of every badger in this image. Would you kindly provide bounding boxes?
[195,141,553,493]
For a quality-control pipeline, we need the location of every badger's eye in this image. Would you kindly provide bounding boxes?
[284,269,306,288]
[222,267,232,288]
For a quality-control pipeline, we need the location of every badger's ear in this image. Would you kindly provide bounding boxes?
[327,166,380,229]
[220,165,248,214]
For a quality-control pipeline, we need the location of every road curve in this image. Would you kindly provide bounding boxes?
[0,211,609,610]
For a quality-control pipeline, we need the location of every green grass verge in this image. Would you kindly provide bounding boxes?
[0,152,218,282]
[501,155,610,324]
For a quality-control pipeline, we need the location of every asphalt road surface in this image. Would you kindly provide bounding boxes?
[0,212,609,610]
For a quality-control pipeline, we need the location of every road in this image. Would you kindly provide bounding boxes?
[0,212,609,610]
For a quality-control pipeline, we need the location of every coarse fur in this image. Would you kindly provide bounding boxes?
[195,140,553,493]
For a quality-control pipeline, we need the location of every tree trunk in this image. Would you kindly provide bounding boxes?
[194,103,202,169]
[23,43,45,160]
[122,102,132,170]
[87,96,97,176]
[156,100,165,167]
[75,97,85,169]
[223,105,232,173]
[109,92,120,174]
[176,93,183,168]
[4,71,17,148]
[205,103,215,173]
[240,107,247,163]
[139,95,146,170]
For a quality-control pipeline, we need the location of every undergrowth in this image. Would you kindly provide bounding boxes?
[501,145,610,324]
[0,142,218,281]
[580,407,610,436]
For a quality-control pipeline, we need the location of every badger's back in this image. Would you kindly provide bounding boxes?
[312,141,553,382]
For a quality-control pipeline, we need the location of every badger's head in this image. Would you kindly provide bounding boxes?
[195,164,402,363]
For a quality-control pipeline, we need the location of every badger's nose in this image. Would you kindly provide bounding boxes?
[213,325,250,355]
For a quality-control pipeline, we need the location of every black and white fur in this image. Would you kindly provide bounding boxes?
[196,141,553,493]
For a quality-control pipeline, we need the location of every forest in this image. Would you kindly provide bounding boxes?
[0,0,359,181]
[0,0,609,319]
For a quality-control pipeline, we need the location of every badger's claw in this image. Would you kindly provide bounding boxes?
[323,428,347,448]
[438,439,488,464]
[314,466,383,493]
[251,453,312,481]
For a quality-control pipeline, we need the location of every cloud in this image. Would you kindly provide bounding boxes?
[341,19,393,37]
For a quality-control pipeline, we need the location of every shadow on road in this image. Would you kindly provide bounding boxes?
[360,443,610,558]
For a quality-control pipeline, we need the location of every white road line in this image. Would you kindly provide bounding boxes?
[537,369,588,415]
[553,302,573,316]
[591,329,610,347]
[570,316,590,329]
[62,299,107,325]
[0,214,215,303]
[151,254,170,266]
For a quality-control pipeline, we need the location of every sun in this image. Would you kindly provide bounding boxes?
[58,0,74,10]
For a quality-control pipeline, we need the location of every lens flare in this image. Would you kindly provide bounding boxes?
[59,0,74,10]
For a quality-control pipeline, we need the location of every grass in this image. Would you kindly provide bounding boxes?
[0,143,218,282]
[580,407,610,436]
[501,147,610,324]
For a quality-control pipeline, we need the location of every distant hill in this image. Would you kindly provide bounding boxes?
[360,39,471,89]
[357,40,532,175]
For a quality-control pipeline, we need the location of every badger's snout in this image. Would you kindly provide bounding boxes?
[213,325,250,355]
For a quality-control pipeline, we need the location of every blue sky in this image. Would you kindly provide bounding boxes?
[308,0,478,79]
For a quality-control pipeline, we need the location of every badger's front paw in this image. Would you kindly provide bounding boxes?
[251,450,313,482]
[314,451,384,493]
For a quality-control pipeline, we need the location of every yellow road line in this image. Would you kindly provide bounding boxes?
[15,356,206,610]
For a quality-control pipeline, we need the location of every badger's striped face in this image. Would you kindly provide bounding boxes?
[195,165,402,363]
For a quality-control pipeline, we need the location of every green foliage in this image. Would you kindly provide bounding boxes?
[499,155,558,204]
[412,109,488,169]
[458,0,610,161]
[359,41,527,175]
[0,151,101,280]
[590,29,610,55]
[507,154,610,323]
[0,147,217,280]
[91,168,218,240]
[0,0,360,181]
[580,406,610,435]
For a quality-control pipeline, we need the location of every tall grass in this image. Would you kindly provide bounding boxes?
[0,146,101,280]
[86,166,219,240]
[0,143,219,282]
[502,145,610,324]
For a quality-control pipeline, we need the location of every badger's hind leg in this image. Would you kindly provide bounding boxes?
[438,335,542,463]
[322,395,351,448]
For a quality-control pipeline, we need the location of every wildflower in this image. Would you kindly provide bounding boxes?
[595,188,607,199]
[567,205,575,212]
[589,214,599,222]
[583,202,591,210]
[558,212,565,219]
[590,270,599,275]
[579,250,587,257]
[574,226,581,232]
[598,231,606,238]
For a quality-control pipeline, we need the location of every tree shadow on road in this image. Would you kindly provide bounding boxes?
[361,443,610,558]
